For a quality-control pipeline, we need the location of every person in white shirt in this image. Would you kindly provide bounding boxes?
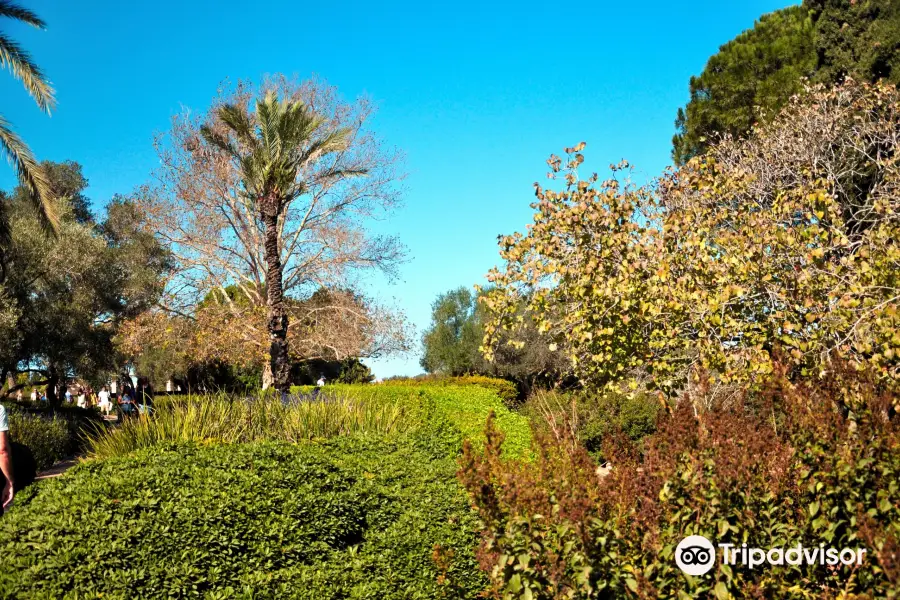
[98,387,112,415]
[0,405,15,510]
[29,389,37,403]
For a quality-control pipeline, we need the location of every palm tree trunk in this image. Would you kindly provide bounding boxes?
[262,211,291,394]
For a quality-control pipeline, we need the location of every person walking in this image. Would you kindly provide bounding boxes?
[98,387,112,416]
[0,404,15,511]
[29,388,37,403]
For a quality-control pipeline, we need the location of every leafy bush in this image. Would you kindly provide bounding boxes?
[459,364,900,598]
[0,438,487,598]
[524,389,660,460]
[483,81,900,395]
[1,403,104,484]
[5,413,69,486]
[385,375,520,408]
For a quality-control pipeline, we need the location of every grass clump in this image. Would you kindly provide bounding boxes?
[86,391,421,460]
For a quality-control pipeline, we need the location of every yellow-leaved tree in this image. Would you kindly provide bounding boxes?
[482,80,900,400]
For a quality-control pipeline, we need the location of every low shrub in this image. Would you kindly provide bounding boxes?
[7,413,69,473]
[459,364,900,598]
[0,439,487,598]
[384,375,520,408]
[1,402,103,484]
[524,388,660,460]
[91,385,532,461]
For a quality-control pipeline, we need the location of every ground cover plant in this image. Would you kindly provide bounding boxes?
[0,383,531,598]
[0,439,485,598]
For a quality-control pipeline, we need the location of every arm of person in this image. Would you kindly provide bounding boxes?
[0,407,14,510]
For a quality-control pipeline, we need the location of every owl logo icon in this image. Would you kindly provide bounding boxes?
[675,535,716,575]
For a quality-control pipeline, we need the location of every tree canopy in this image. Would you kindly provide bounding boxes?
[0,161,169,402]
[131,76,409,390]
[486,81,900,397]
[672,1,900,164]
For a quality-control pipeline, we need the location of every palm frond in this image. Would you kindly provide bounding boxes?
[217,103,257,149]
[0,0,45,28]
[0,113,59,233]
[199,124,240,159]
[297,127,353,168]
[0,33,55,113]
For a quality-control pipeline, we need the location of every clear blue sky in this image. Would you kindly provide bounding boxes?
[1,0,794,378]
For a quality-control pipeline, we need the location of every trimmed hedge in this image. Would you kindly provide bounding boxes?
[371,375,521,408]
[0,438,487,598]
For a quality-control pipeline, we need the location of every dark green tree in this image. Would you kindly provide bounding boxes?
[672,6,816,164]
[807,0,900,85]
[673,2,900,164]
[420,287,484,376]
[0,163,169,403]
[421,286,568,391]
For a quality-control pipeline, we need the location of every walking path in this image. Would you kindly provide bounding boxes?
[31,413,118,481]
[35,458,78,481]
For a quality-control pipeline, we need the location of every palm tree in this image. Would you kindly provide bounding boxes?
[0,0,58,241]
[200,91,357,393]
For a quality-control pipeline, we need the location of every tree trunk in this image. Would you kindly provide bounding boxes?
[261,362,273,390]
[262,210,291,394]
[46,365,61,407]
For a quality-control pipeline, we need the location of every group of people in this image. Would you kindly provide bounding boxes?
[16,378,154,418]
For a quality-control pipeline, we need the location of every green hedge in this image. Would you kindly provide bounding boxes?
[379,375,520,407]
[0,438,487,598]
[1,403,104,485]
[317,384,531,459]
[7,413,69,474]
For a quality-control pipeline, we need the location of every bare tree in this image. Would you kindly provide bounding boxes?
[134,75,409,389]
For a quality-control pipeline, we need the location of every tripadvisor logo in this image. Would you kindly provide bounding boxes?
[676,535,716,575]
[675,535,867,575]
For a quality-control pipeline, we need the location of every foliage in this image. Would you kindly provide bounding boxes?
[386,375,521,409]
[421,286,484,375]
[0,383,534,597]
[672,6,816,164]
[0,163,169,401]
[523,388,659,461]
[458,364,900,598]
[0,439,487,598]
[1,401,104,484]
[129,75,409,390]
[90,383,531,461]
[0,0,58,243]
[7,412,68,473]
[808,0,900,87]
[421,286,568,391]
[85,391,420,460]
[673,1,900,163]
[483,81,900,396]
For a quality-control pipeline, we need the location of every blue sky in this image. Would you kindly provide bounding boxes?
[1,0,794,377]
